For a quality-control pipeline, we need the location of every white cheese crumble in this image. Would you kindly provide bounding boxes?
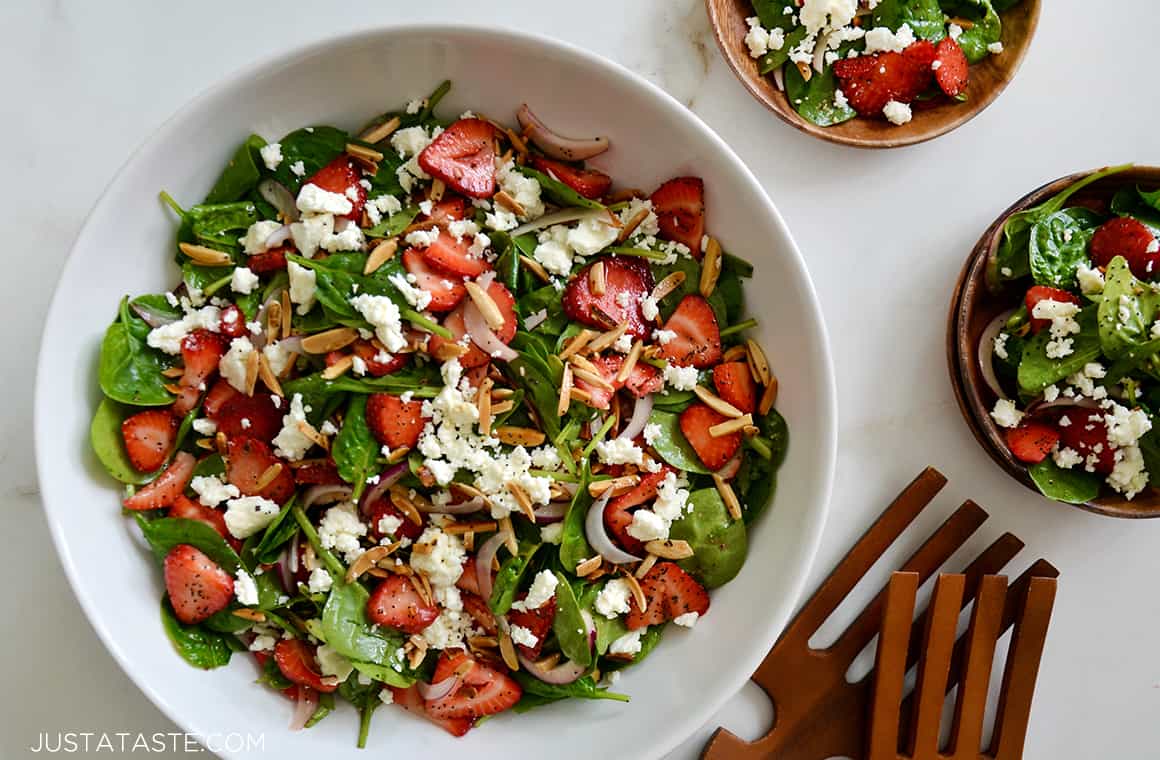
[297,184,353,216]
[883,100,913,126]
[235,569,260,606]
[190,475,239,507]
[609,629,644,656]
[258,143,283,171]
[595,578,633,618]
[272,393,315,461]
[409,527,466,589]
[219,337,256,392]
[663,362,700,391]
[349,294,407,352]
[230,266,259,295]
[990,398,1024,429]
[318,501,368,564]
[510,570,558,612]
[224,495,280,539]
[239,220,282,255]
[307,568,334,594]
[510,625,539,648]
[674,611,700,628]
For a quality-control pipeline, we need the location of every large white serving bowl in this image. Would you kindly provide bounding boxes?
[35,24,836,760]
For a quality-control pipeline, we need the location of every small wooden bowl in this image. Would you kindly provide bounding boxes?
[706,0,1040,149]
[948,166,1160,518]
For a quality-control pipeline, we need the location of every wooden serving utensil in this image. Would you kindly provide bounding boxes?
[700,467,1058,760]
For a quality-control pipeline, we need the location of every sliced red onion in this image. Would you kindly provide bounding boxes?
[476,532,507,602]
[130,301,179,328]
[277,543,296,593]
[1029,397,1101,413]
[773,65,786,92]
[978,308,1016,400]
[289,685,318,731]
[585,492,642,564]
[417,675,459,701]
[516,104,610,162]
[289,531,300,574]
[464,300,518,362]
[264,224,293,249]
[477,270,496,289]
[277,335,304,354]
[422,496,487,515]
[359,462,410,515]
[811,30,832,73]
[260,178,300,223]
[618,394,655,441]
[516,652,587,684]
[525,309,548,330]
[302,484,353,510]
[510,207,606,238]
[715,450,742,480]
[532,501,568,522]
[581,610,596,651]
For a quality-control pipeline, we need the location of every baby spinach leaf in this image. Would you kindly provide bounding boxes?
[203,608,253,634]
[1028,458,1100,504]
[204,135,267,204]
[874,0,948,40]
[160,598,234,669]
[750,0,807,72]
[252,499,301,565]
[136,515,242,574]
[182,202,259,253]
[736,452,776,525]
[365,205,419,239]
[1104,335,1160,385]
[502,350,563,440]
[489,544,539,616]
[90,399,152,484]
[763,408,790,468]
[1028,209,1101,289]
[784,58,857,128]
[349,660,414,689]
[518,166,604,210]
[322,579,406,668]
[593,610,628,656]
[193,453,226,478]
[1097,256,1159,359]
[559,465,594,572]
[669,489,748,589]
[646,409,712,474]
[282,366,442,415]
[99,297,174,407]
[1017,306,1101,393]
[600,626,665,671]
[1138,428,1160,485]
[513,672,628,703]
[269,126,349,192]
[940,0,999,62]
[552,571,593,668]
[332,395,380,501]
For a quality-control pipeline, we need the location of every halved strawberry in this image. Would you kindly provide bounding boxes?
[461,592,498,635]
[168,495,232,545]
[506,595,557,659]
[1024,285,1081,334]
[294,460,343,486]
[389,684,474,737]
[121,410,179,472]
[420,231,489,278]
[351,340,411,376]
[528,155,612,200]
[305,156,365,220]
[217,305,247,338]
[1058,409,1115,474]
[171,329,228,416]
[424,649,521,720]
[403,247,467,312]
[123,452,196,511]
[366,393,425,451]
[1005,421,1059,465]
[417,118,497,199]
[650,177,705,256]
[626,561,710,630]
[226,437,296,503]
[203,378,240,418]
[679,403,741,470]
[562,257,655,338]
[456,557,493,598]
[713,362,757,414]
[832,40,936,116]
[658,294,722,368]
[604,467,675,556]
[1091,217,1160,279]
[428,280,517,369]
[365,495,425,542]
[273,639,339,693]
[423,195,471,226]
[164,544,234,624]
[367,575,439,633]
[933,37,970,97]
[215,393,282,443]
[247,244,290,274]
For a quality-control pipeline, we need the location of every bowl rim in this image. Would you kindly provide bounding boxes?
[33,22,838,758]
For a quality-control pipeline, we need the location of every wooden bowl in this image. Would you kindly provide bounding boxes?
[948,166,1160,518]
[706,0,1041,149]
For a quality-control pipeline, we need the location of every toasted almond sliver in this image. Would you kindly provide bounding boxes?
[588,475,640,497]
[265,299,283,341]
[301,327,359,355]
[364,238,398,274]
[499,627,520,671]
[215,431,228,456]
[243,350,260,397]
[432,341,468,361]
[464,281,506,331]
[196,437,215,451]
[559,329,597,361]
[589,260,606,297]
[948,15,976,29]
[693,384,745,419]
[413,573,434,607]
[575,556,602,577]
[280,289,292,339]
[745,339,772,385]
[699,236,722,297]
[505,127,530,156]
[476,376,494,437]
[743,424,760,437]
[759,375,779,416]
[495,189,526,216]
[303,544,318,573]
[506,482,537,521]
[490,399,514,416]
[346,544,400,583]
[257,353,284,397]
[558,363,574,417]
[321,354,353,380]
[495,426,547,447]
[162,366,184,378]
[296,419,329,451]
[178,242,233,267]
[644,538,695,560]
[569,386,593,405]
[795,60,813,82]
[586,321,629,354]
[360,115,401,144]
[232,609,266,622]
[387,446,410,464]
[620,569,647,612]
[634,553,659,579]
[616,207,650,244]
[346,142,385,163]
[389,485,424,526]
[490,387,515,400]
[606,188,645,204]
[722,344,748,363]
[443,521,498,535]
[469,635,499,651]
[709,413,754,438]
[429,179,446,202]
[518,254,550,283]
[711,473,743,521]
[163,382,183,395]
[498,516,519,554]
[253,463,284,492]
[410,541,434,556]
[615,340,644,384]
[571,365,614,392]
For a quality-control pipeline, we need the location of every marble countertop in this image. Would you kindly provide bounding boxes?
[4,0,1159,757]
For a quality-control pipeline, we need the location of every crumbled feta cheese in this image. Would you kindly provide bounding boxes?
[349,294,407,352]
[192,418,217,436]
[410,527,466,588]
[190,475,240,507]
[388,272,433,310]
[1053,447,1083,469]
[239,220,282,255]
[653,329,677,345]
[219,337,256,392]
[643,422,663,446]
[993,332,1009,360]
[224,495,280,539]
[882,100,913,125]
[627,508,668,541]
[230,266,260,295]
[365,194,403,227]
[540,522,564,544]
[1104,403,1152,448]
[145,304,222,355]
[988,41,1004,54]
[498,161,545,220]
[272,393,315,461]
[674,611,700,628]
[307,568,334,594]
[289,160,306,177]
[511,570,559,612]
[532,225,573,276]
[318,501,368,564]
[990,398,1024,429]
[595,578,633,618]
[297,183,353,216]
[595,437,645,466]
[289,214,334,258]
[641,295,660,321]
[609,629,644,656]
[510,624,539,648]
[259,143,283,171]
[484,208,519,232]
[376,513,404,537]
[405,227,441,248]
[235,569,259,606]
[948,23,963,40]
[321,219,365,253]
[663,362,699,391]
[864,23,916,54]
[262,340,294,377]
[390,126,433,158]
[1044,384,1060,403]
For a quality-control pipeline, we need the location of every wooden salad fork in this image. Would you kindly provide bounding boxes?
[700,467,1059,760]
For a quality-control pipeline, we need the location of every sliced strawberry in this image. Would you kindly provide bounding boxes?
[366,393,425,450]
[247,244,289,274]
[658,294,722,368]
[933,37,970,97]
[305,156,365,220]
[273,639,339,693]
[1005,421,1060,465]
[573,354,622,410]
[293,460,343,486]
[456,557,493,598]
[365,494,425,542]
[121,410,179,472]
[626,561,710,630]
[1024,286,1081,334]
[604,467,675,556]
[506,596,557,659]
[403,247,467,312]
[1058,409,1115,474]
[420,231,489,278]
[217,305,247,338]
[351,340,411,376]
[625,361,664,397]
[1091,217,1160,279]
[832,41,936,116]
[123,452,196,511]
[529,155,612,200]
[679,403,741,470]
[424,195,470,226]
[203,378,240,418]
[367,575,439,634]
[417,118,497,199]
[170,329,228,416]
[424,649,521,720]
[168,495,232,544]
[226,437,296,504]
[389,684,474,737]
[713,362,757,414]
[650,177,705,256]
[215,393,282,443]
[428,280,517,369]
[164,544,233,624]
[562,257,655,338]
[461,592,498,635]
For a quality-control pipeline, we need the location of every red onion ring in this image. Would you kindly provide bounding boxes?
[618,394,654,441]
[301,484,353,510]
[289,685,318,731]
[358,462,409,515]
[516,652,588,684]
[773,65,786,92]
[259,178,300,223]
[130,301,179,328]
[715,450,742,480]
[421,496,487,515]
[277,542,296,593]
[476,532,507,601]
[464,299,518,362]
[525,309,548,330]
[532,501,568,522]
[585,492,642,564]
[581,609,596,651]
[288,531,300,574]
[510,207,606,238]
[1028,397,1101,413]
[977,308,1016,400]
[417,675,460,701]
[516,104,610,162]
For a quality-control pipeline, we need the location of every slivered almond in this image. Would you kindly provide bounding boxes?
[365,567,390,579]
[759,375,779,415]
[232,609,266,622]
[162,366,184,378]
[575,556,602,577]
[364,238,398,274]
[505,127,530,156]
[413,573,434,607]
[495,426,546,447]
[634,553,658,579]
[795,60,813,82]
[296,419,329,451]
[429,179,446,202]
[464,531,475,551]
[743,424,760,437]
[587,321,629,353]
[266,300,282,340]
[443,521,498,535]
[402,218,438,236]
[549,482,573,501]
[614,340,643,384]
[745,339,772,385]
[589,260,606,297]
[345,544,400,583]
[571,365,614,391]
[468,635,498,651]
[407,636,429,670]
[519,254,549,283]
[644,539,694,560]
[280,290,292,339]
[948,15,976,29]
[558,363,574,417]
[722,344,748,363]
[389,485,424,525]
[215,431,228,455]
[257,353,283,397]
[301,327,358,354]
[498,627,520,670]
[490,399,514,416]
[712,473,743,520]
[244,350,260,396]
[495,190,525,216]
[506,482,536,521]
[196,437,215,451]
[387,446,410,464]
[588,475,640,497]
[693,385,745,418]
[606,188,645,204]
[490,387,515,400]
[178,242,232,267]
[559,329,596,360]
[709,414,753,438]
[346,142,384,162]
[163,382,183,395]
[303,544,318,572]
[477,377,494,437]
[253,463,284,492]
[321,355,353,379]
[620,569,647,612]
[464,281,506,331]
[360,116,401,144]
[499,516,519,555]
[569,386,593,405]
[699,236,722,297]
[432,341,468,361]
[616,207,650,243]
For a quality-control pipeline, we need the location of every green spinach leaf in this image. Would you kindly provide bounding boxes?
[784,58,857,128]
[1028,208,1102,289]
[559,464,594,572]
[269,126,349,193]
[513,672,628,703]
[518,166,604,210]
[1097,256,1159,359]
[332,395,380,501]
[489,544,538,616]
[322,580,407,670]
[669,489,748,588]
[552,571,593,667]
[1027,458,1101,504]
[646,409,712,474]
[136,516,242,574]
[1017,305,1101,394]
[874,0,948,39]
[99,297,174,406]
[90,398,152,484]
[160,598,233,669]
[204,135,267,204]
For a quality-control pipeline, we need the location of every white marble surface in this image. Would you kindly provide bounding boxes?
[4,0,1160,757]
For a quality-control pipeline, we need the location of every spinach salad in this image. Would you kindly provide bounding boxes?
[90,82,788,743]
[743,0,1023,127]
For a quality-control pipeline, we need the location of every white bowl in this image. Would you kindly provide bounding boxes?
[35,24,836,760]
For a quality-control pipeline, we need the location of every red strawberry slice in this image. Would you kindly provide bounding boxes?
[428,279,517,369]
[365,495,425,542]
[562,257,655,338]
[123,452,196,511]
[933,37,970,97]
[293,460,343,485]
[215,393,282,443]
[273,639,339,693]
[226,437,296,504]
[420,231,489,278]
[424,649,522,720]
[164,544,234,625]
[121,409,179,472]
[1005,421,1060,465]
[389,684,474,737]
[1024,285,1081,334]
[366,393,425,451]
[219,305,248,338]
[171,329,227,416]
[832,41,936,116]
[626,561,710,630]
[305,156,365,220]
[529,155,612,200]
[403,247,468,312]
[247,244,289,274]
[367,575,439,634]
[679,403,741,470]
[417,118,497,199]
[456,557,494,598]
[1058,409,1115,474]
[203,378,240,419]
[506,595,557,660]
[713,362,757,414]
[1091,217,1160,279]
[424,195,471,225]
[461,592,498,635]
[351,340,411,376]
[604,467,675,556]
[658,294,722,368]
[168,495,233,545]
[650,177,705,257]
[625,361,663,397]
[573,355,622,410]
